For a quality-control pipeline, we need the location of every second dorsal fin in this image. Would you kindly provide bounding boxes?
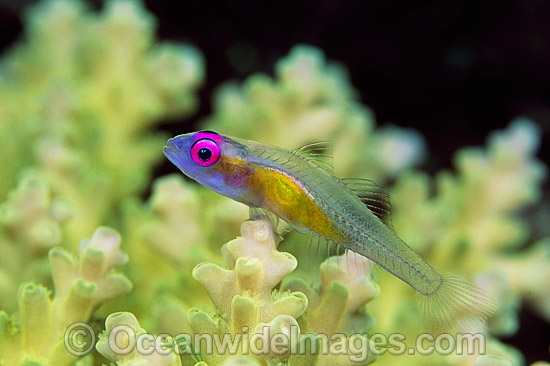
[342,178,394,230]
[293,141,334,173]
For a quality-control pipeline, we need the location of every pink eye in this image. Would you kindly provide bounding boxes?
[190,138,220,166]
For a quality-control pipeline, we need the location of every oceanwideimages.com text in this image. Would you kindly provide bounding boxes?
[65,322,487,362]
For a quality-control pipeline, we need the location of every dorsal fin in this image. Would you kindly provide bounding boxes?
[342,178,394,230]
[293,141,334,173]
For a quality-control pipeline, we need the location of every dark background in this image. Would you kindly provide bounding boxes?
[1,0,549,363]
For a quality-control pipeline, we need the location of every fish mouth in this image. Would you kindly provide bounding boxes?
[163,138,178,162]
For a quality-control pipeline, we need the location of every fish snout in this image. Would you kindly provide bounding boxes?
[164,136,186,153]
[163,141,175,156]
[163,137,184,160]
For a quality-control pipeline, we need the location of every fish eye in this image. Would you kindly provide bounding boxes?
[190,138,220,166]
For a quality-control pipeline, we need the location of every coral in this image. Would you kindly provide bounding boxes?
[96,312,181,366]
[0,0,204,246]
[0,173,71,313]
[0,0,549,364]
[202,45,426,182]
[283,252,379,366]
[188,218,378,366]
[489,238,550,321]
[118,175,217,327]
[368,119,547,366]
[0,0,204,343]
[129,176,209,266]
[188,218,308,365]
[192,218,303,319]
[298,252,379,334]
[0,226,131,366]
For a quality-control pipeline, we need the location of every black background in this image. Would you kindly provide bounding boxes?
[1,0,550,363]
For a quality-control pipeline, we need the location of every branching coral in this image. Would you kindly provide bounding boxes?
[0,173,71,313]
[283,252,379,366]
[187,218,379,366]
[202,45,425,182]
[96,312,182,366]
[0,0,204,339]
[489,238,550,322]
[1,1,549,365]
[0,0,204,246]
[369,119,548,365]
[387,119,546,331]
[188,218,308,365]
[119,175,218,327]
[0,226,131,366]
[198,47,548,366]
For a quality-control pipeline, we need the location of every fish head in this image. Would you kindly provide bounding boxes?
[164,131,252,198]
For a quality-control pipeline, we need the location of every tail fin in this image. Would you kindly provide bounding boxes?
[416,274,496,333]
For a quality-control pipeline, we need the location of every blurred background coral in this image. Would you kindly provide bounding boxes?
[0,1,549,365]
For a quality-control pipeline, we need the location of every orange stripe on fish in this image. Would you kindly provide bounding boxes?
[164,130,496,333]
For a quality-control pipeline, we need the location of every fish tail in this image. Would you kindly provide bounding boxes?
[416,273,496,333]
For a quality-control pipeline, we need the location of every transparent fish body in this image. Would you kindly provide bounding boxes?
[164,131,496,332]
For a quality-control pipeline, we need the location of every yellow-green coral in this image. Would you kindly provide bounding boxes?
[368,119,547,366]
[283,252,379,366]
[1,0,549,365]
[189,218,308,365]
[0,226,131,366]
[182,218,378,366]
[0,0,203,323]
[96,312,182,366]
[0,0,204,244]
[0,173,71,313]
[202,45,426,182]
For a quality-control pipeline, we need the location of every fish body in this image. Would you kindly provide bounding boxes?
[164,131,495,331]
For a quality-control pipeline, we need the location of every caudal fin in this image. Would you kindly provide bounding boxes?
[416,274,496,333]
